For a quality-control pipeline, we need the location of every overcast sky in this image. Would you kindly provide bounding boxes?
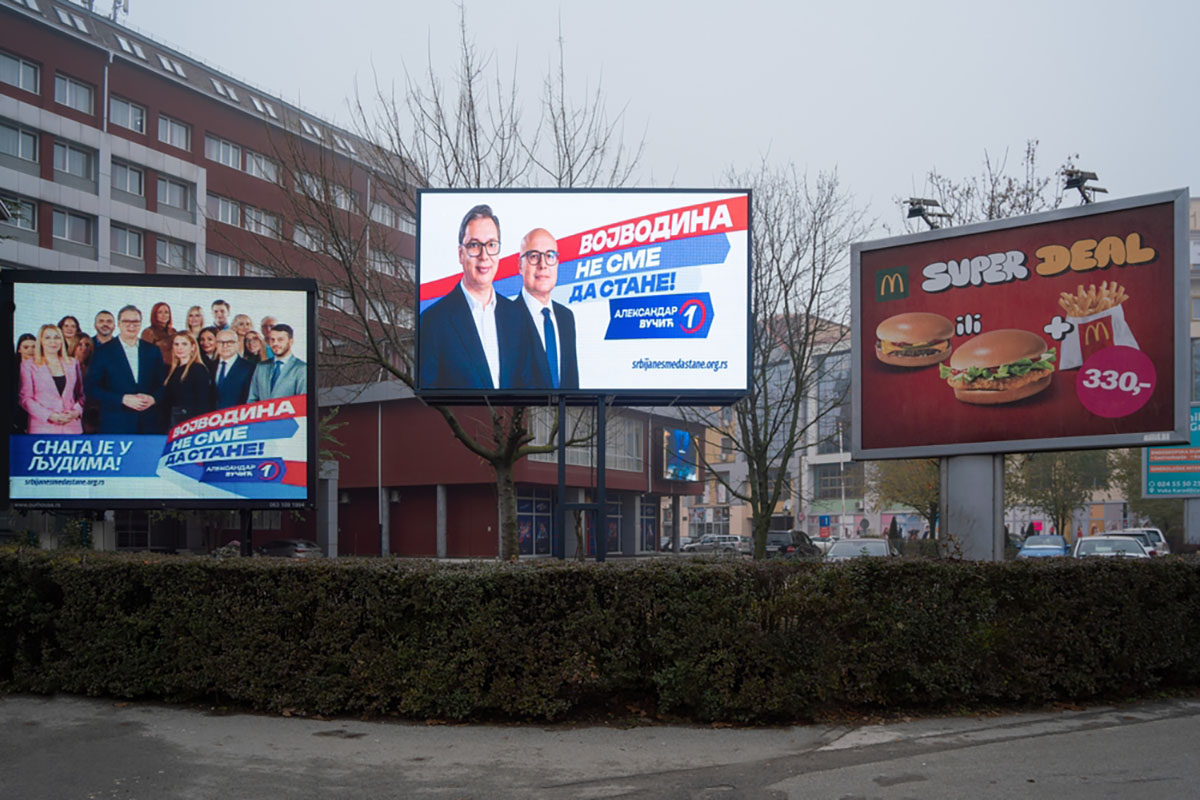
[119,0,1197,233]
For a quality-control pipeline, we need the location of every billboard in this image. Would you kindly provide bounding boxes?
[1142,406,1200,498]
[416,189,750,403]
[663,428,699,482]
[2,271,317,509]
[852,190,1189,459]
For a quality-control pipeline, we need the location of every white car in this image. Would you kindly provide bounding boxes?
[1121,527,1170,555]
[1074,536,1150,559]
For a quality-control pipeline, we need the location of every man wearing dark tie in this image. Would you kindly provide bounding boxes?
[516,227,579,390]
[210,329,254,409]
[84,304,166,433]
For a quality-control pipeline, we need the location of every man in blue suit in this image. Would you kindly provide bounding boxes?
[515,227,579,390]
[419,205,546,390]
[247,323,307,402]
[84,304,166,434]
[209,329,255,409]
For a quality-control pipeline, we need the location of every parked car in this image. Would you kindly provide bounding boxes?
[765,530,823,559]
[1074,535,1151,559]
[1120,527,1170,555]
[257,539,324,558]
[824,538,897,561]
[812,535,839,555]
[1015,534,1069,558]
[1103,530,1159,556]
[681,534,746,555]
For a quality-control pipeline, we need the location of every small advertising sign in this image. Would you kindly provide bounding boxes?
[852,190,1188,458]
[1143,406,1200,498]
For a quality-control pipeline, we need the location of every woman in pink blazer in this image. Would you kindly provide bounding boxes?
[19,324,84,434]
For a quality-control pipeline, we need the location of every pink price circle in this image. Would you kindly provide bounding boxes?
[1074,345,1156,418]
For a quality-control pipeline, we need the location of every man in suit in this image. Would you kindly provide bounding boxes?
[211,299,231,331]
[247,323,307,402]
[419,204,546,390]
[515,227,579,390]
[92,310,115,346]
[84,304,166,434]
[209,329,255,409]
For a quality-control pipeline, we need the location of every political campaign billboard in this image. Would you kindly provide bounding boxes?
[851,189,1189,459]
[416,189,750,404]
[2,271,317,509]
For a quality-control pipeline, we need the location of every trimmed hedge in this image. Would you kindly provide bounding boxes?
[2,550,1199,722]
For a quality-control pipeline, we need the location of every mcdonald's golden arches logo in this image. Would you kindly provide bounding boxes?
[875,267,909,301]
[1082,319,1112,347]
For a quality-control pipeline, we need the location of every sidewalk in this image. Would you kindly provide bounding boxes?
[2,694,1198,799]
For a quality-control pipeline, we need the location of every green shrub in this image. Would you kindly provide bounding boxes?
[1,550,1197,722]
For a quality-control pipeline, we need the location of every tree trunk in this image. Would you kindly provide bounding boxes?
[495,460,519,560]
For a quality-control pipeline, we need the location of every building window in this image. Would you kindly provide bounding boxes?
[53,141,93,178]
[0,51,39,93]
[243,263,273,278]
[204,134,241,169]
[206,251,239,276]
[110,225,143,258]
[209,77,239,102]
[156,237,193,270]
[114,35,146,60]
[299,119,323,139]
[606,413,645,472]
[111,161,144,196]
[244,150,278,183]
[54,74,93,114]
[0,121,38,162]
[293,223,324,251]
[155,54,188,78]
[516,487,554,556]
[109,96,145,133]
[0,195,35,230]
[243,206,279,238]
[320,287,350,312]
[812,461,864,501]
[816,351,851,455]
[52,208,92,244]
[1193,298,1200,322]
[157,114,190,150]
[332,134,356,154]
[206,194,240,226]
[250,96,278,119]
[53,6,89,33]
[12,0,42,12]
[156,176,190,211]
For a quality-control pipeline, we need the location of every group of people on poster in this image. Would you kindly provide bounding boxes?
[419,204,580,391]
[14,299,306,436]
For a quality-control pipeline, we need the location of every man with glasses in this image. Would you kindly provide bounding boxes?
[84,304,166,433]
[516,228,578,389]
[210,330,254,410]
[419,204,545,390]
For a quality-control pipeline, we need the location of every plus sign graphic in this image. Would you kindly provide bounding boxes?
[1043,315,1074,341]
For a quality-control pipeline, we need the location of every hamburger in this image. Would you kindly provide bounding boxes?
[875,312,954,367]
[939,329,1056,405]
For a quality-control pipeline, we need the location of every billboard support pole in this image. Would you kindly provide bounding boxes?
[939,454,1004,561]
[239,509,253,557]
[555,395,566,559]
[596,395,607,563]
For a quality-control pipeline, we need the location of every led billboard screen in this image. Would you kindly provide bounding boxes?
[2,271,317,509]
[851,190,1189,459]
[663,428,699,482]
[416,189,750,403]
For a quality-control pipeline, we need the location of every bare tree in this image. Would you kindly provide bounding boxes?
[901,139,1076,230]
[236,10,644,559]
[867,459,939,539]
[687,161,868,558]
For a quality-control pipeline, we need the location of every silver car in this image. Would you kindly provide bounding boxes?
[681,534,747,555]
[1104,530,1160,557]
[1121,527,1170,555]
[1074,536,1150,559]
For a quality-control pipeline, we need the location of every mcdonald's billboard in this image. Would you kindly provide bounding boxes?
[851,190,1189,459]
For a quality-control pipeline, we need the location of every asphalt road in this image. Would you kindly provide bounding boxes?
[2,694,1198,799]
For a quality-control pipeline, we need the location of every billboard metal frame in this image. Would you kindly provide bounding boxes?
[1,270,319,510]
[414,187,752,406]
[851,189,1189,460]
